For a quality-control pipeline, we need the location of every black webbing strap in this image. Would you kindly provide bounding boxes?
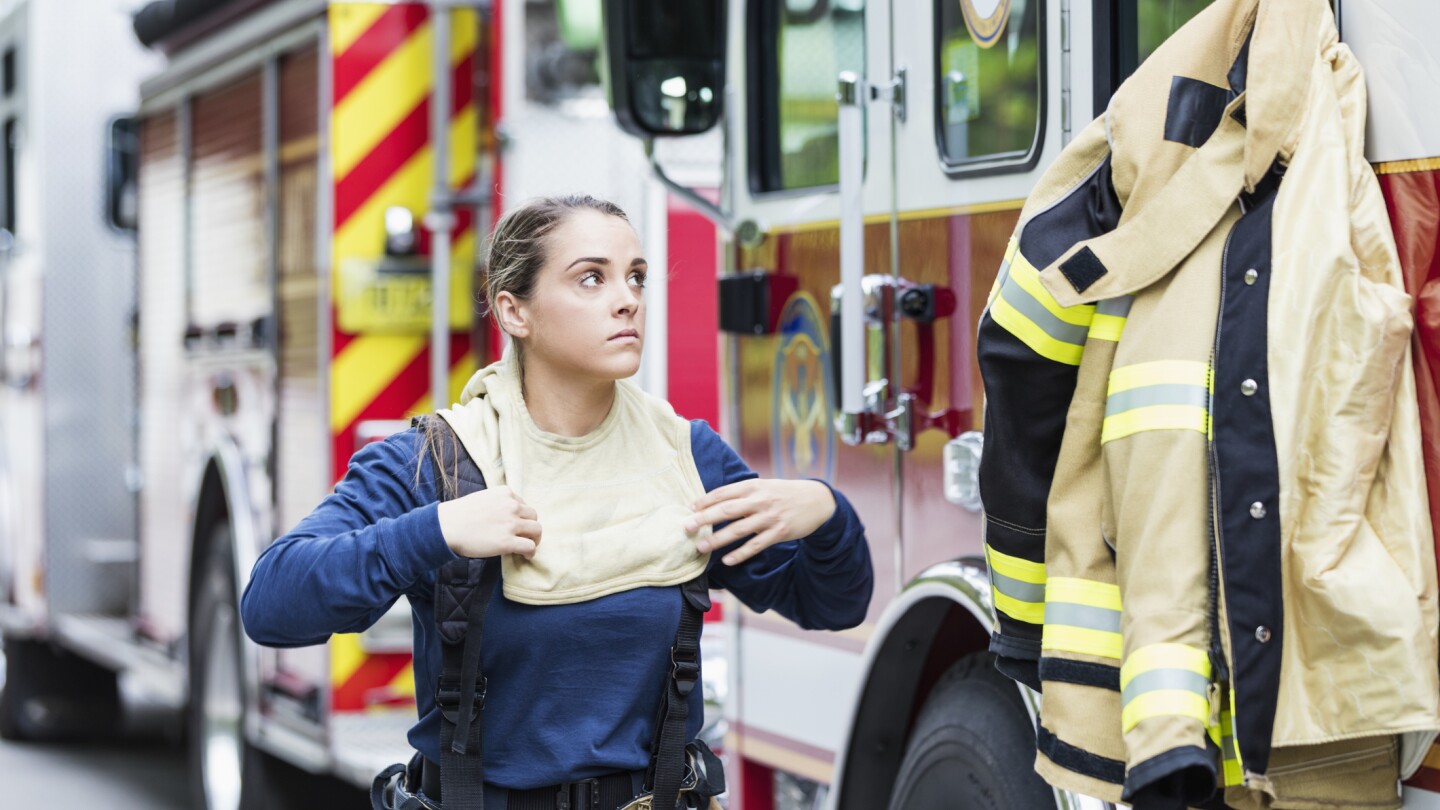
[417,415,496,810]
[647,576,710,810]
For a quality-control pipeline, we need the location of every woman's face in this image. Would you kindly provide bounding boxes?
[514,209,647,382]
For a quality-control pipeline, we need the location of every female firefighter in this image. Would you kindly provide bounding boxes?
[240,194,874,810]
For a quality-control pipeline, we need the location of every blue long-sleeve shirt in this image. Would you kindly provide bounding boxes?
[241,420,872,790]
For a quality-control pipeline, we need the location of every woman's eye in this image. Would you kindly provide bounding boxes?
[579,272,601,288]
[629,273,647,289]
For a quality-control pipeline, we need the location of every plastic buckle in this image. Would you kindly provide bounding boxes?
[556,778,601,810]
[434,675,488,723]
[670,647,700,696]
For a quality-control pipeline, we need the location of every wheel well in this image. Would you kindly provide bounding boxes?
[188,459,230,621]
[834,597,992,810]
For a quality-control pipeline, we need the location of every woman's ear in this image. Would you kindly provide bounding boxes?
[494,291,531,339]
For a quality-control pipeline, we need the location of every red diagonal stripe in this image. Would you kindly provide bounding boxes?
[1406,766,1440,793]
[331,653,412,711]
[335,99,429,229]
[331,333,472,483]
[333,54,476,233]
[333,4,428,105]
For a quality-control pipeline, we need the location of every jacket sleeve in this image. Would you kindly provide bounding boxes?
[240,429,458,647]
[976,117,1123,687]
[691,420,874,631]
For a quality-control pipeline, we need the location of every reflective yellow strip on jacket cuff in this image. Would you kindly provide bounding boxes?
[1042,577,1123,660]
[1103,361,1213,443]
[988,244,1095,366]
[1219,709,1244,786]
[1120,643,1212,733]
[985,543,1046,625]
[1087,296,1133,342]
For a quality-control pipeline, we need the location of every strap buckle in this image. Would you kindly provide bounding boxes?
[435,675,488,724]
[670,647,700,696]
[555,778,601,810]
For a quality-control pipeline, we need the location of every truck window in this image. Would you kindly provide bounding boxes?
[1096,0,1212,113]
[935,0,1043,170]
[750,0,866,192]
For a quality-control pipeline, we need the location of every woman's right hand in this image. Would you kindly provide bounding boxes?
[437,486,542,559]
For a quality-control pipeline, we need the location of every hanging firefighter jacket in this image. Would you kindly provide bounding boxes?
[976,0,1440,808]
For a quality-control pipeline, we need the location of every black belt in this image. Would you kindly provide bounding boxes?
[421,757,643,810]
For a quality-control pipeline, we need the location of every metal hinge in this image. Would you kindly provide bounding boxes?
[870,67,907,123]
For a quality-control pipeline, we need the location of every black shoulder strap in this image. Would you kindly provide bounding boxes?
[647,575,710,810]
[415,415,496,810]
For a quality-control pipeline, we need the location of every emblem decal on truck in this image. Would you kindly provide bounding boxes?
[772,293,835,483]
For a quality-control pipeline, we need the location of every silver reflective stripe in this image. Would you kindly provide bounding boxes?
[991,569,1046,604]
[999,275,1090,347]
[1105,383,1210,417]
[1095,296,1134,317]
[1121,668,1210,706]
[1044,601,1122,633]
[1222,734,1238,761]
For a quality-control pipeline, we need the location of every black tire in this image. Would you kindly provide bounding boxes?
[886,652,1055,810]
[187,523,307,810]
[0,634,120,741]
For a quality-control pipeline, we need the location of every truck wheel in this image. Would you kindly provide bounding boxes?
[0,635,120,741]
[886,652,1054,810]
[187,523,304,810]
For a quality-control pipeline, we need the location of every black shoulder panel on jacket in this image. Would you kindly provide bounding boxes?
[1018,156,1123,271]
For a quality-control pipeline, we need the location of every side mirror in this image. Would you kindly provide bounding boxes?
[603,0,726,137]
[105,116,138,233]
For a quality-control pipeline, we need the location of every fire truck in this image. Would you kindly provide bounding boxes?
[0,0,721,808]
[600,0,1440,808]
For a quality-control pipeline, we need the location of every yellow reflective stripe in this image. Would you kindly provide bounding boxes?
[1088,313,1127,342]
[985,543,1046,584]
[985,544,1046,624]
[1046,577,1122,611]
[1122,643,1211,686]
[1102,405,1211,443]
[993,590,1046,624]
[1122,690,1211,733]
[1219,709,1244,786]
[1008,250,1097,327]
[1107,360,1213,395]
[1042,625,1123,660]
[990,295,1086,366]
[988,238,1018,303]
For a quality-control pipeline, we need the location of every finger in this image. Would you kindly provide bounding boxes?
[684,497,754,534]
[508,537,539,559]
[516,503,538,521]
[702,514,768,553]
[690,480,756,512]
[721,529,782,567]
[514,519,543,542]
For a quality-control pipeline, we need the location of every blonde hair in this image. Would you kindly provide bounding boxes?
[415,194,631,497]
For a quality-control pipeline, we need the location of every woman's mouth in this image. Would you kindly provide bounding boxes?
[609,329,639,343]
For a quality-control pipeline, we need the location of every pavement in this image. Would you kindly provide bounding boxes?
[0,660,369,808]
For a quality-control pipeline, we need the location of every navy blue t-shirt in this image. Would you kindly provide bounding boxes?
[240,420,872,790]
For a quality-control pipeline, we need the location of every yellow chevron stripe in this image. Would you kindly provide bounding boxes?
[331,334,428,432]
[334,21,433,181]
[329,3,392,55]
[333,19,477,182]
[388,661,415,699]
[450,103,478,185]
[408,350,480,415]
[331,632,367,688]
[335,147,433,260]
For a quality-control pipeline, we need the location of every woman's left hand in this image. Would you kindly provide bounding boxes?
[683,479,837,566]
